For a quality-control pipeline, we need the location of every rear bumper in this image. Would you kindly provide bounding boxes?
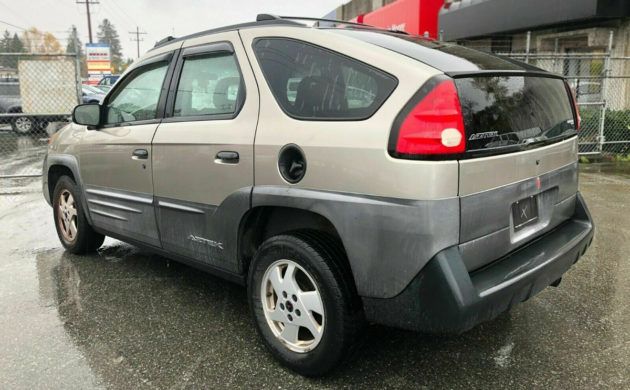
[362,192,594,333]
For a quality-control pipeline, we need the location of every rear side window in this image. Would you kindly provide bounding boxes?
[174,54,242,117]
[455,76,576,153]
[253,38,397,120]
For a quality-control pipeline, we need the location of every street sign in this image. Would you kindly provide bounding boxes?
[86,43,112,85]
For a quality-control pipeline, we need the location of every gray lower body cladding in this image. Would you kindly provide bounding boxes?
[252,186,460,299]
[362,192,594,333]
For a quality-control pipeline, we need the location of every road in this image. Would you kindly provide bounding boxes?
[0,161,628,389]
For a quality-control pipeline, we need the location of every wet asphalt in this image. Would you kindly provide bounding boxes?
[0,135,628,388]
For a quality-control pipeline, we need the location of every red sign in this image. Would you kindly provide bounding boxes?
[361,0,443,38]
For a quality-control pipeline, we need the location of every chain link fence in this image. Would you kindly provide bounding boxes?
[453,31,630,156]
[1,52,81,182]
[503,54,630,155]
[2,32,629,188]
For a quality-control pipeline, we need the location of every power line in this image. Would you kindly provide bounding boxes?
[0,0,30,27]
[0,19,26,31]
[129,26,147,58]
[76,0,99,43]
[111,0,138,27]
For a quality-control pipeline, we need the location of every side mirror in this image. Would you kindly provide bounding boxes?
[72,103,101,127]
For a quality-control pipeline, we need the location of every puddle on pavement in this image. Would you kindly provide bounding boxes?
[580,161,630,178]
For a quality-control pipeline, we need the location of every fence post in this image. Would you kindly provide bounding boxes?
[72,26,82,105]
[598,30,614,154]
[553,37,559,73]
[525,31,531,64]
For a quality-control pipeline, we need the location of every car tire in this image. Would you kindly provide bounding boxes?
[52,175,105,254]
[11,116,34,134]
[36,120,49,133]
[248,231,363,376]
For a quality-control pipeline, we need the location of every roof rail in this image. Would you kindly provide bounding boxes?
[255,14,370,28]
[274,14,409,35]
[275,15,370,28]
[154,36,176,48]
[152,14,395,52]
[256,14,281,22]
[150,18,303,51]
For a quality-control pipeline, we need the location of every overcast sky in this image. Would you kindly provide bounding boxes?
[0,0,346,58]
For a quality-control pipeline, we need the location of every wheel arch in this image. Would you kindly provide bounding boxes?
[48,164,75,200]
[239,205,349,275]
[46,154,93,225]
[245,186,461,299]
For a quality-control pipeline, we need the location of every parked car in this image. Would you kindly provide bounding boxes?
[98,75,120,88]
[43,15,594,376]
[0,81,50,134]
[93,84,112,93]
[81,85,106,103]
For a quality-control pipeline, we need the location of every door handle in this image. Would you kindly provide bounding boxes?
[132,149,149,160]
[215,151,239,164]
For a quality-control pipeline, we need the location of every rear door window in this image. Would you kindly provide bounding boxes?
[173,53,242,117]
[253,38,397,120]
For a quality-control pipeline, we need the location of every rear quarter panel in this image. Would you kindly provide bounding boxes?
[239,27,462,298]
[239,26,457,200]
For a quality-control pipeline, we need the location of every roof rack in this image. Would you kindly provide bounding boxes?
[257,14,372,28]
[256,14,410,35]
[152,14,406,51]
[151,18,302,51]
[154,36,176,48]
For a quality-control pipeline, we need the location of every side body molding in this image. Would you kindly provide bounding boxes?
[251,186,460,299]
[155,187,252,273]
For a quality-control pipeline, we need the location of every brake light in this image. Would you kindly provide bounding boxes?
[565,81,581,130]
[391,79,465,158]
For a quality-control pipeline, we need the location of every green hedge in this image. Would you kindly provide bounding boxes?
[580,108,630,142]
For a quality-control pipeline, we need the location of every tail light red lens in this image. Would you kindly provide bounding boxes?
[565,81,581,131]
[392,79,465,157]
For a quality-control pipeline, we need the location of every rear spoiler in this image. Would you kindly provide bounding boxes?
[446,70,564,79]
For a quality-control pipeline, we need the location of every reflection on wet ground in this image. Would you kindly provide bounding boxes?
[581,161,630,178]
[0,166,628,389]
[0,129,49,177]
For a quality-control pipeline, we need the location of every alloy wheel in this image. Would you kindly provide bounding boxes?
[14,117,33,134]
[260,259,325,353]
[57,189,78,243]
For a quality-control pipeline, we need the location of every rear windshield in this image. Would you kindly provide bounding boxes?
[455,76,576,154]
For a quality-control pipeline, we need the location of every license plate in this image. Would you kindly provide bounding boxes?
[512,195,539,231]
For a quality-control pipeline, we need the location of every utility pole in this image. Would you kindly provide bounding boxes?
[76,0,99,43]
[129,26,147,58]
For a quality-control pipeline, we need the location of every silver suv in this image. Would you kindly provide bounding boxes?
[43,15,594,376]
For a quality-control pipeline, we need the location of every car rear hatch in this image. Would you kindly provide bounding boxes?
[332,29,581,271]
[454,74,579,271]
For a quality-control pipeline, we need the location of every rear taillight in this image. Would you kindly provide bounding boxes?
[390,78,465,159]
[565,81,581,130]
